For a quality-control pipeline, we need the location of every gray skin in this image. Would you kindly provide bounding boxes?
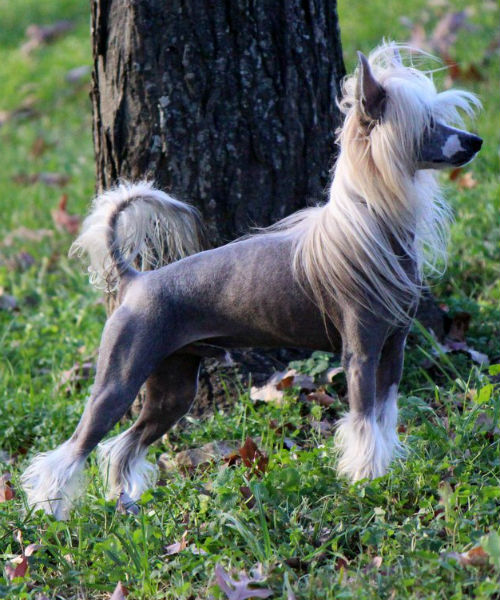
[67,54,482,478]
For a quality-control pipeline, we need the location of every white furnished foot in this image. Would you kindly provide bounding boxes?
[21,441,86,520]
[334,411,393,482]
[97,431,158,501]
[376,384,405,460]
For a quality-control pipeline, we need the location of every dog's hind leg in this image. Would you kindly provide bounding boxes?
[375,329,408,463]
[334,319,388,482]
[22,305,177,519]
[98,354,201,501]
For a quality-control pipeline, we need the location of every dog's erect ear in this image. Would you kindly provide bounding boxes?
[356,51,387,122]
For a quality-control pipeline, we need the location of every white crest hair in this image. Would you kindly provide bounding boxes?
[262,42,480,323]
[70,181,205,292]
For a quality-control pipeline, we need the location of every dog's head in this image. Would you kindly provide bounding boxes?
[340,43,482,172]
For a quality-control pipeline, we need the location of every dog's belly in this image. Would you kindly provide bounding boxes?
[130,234,342,353]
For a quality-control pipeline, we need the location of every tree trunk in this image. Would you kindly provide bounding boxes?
[90,0,346,414]
[90,0,345,245]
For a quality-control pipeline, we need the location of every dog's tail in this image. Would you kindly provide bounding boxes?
[70,181,205,291]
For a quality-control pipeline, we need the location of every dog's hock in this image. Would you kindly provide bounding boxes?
[334,412,393,481]
[97,431,158,501]
[21,441,86,520]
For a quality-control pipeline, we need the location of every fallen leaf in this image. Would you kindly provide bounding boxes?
[1,251,36,272]
[2,226,53,247]
[0,473,15,502]
[51,195,81,234]
[368,556,383,570]
[66,65,91,83]
[0,291,17,311]
[306,391,336,407]
[13,172,70,187]
[309,419,335,435]
[0,97,38,127]
[250,369,315,404]
[228,438,268,475]
[59,361,95,393]
[174,440,238,473]
[240,485,256,509]
[431,11,470,56]
[110,581,129,599]
[456,172,478,189]
[5,555,28,581]
[164,530,188,555]
[30,137,52,158]
[24,543,42,557]
[214,563,273,599]
[446,545,489,567]
[21,21,74,54]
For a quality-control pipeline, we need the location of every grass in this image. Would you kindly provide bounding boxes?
[0,0,499,598]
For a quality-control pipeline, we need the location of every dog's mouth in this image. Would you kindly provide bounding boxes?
[451,152,479,168]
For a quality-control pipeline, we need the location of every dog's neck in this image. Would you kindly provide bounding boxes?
[291,124,449,324]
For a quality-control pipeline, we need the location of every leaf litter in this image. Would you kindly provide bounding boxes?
[214,563,273,600]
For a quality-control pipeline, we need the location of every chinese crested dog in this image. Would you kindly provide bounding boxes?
[22,43,482,519]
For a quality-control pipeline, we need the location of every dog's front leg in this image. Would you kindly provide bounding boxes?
[334,321,388,482]
[375,329,409,463]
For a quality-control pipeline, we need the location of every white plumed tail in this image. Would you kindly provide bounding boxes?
[70,181,205,292]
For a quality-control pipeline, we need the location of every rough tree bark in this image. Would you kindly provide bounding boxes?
[91,0,345,245]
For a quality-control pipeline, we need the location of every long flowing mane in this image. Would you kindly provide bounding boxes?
[258,43,479,324]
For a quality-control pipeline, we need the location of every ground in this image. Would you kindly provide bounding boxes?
[0,0,499,598]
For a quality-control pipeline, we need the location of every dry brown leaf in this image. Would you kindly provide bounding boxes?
[164,530,188,555]
[51,195,81,234]
[250,369,315,403]
[59,361,95,393]
[431,11,469,55]
[214,563,273,599]
[174,440,238,473]
[446,545,489,567]
[449,167,462,181]
[24,543,42,557]
[0,473,15,502]
[0,97,38,127]
[240,485,256,509]
[306,391,336,407]
[21,21,74,54]
[30,137,52,158]
[109,581,129,599]
[12,172,70,187]
[235,438,268,475]
[2,226,53,247]
[457,172,478,189]
[5,555,28,581]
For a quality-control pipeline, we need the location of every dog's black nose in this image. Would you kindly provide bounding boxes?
[469,134,483,152]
